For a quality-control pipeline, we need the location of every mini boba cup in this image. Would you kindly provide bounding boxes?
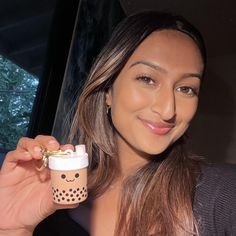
[48,145,89,205]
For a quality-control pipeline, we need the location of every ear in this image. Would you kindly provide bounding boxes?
[105,88,112,106]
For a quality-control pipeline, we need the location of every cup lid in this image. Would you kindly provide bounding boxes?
[48,145,88,170]
[49,154,88,170]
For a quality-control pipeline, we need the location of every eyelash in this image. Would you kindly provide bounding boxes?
[136,75,156,85]
[136,75,199,96]
[176,86,198,96]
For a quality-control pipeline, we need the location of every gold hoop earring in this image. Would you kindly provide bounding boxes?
[106,105,111,115]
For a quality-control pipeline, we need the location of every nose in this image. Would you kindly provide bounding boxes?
[151,88,176,121]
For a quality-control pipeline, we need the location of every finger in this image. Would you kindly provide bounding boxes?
[55,202,80,210]
[17,137,43,159]
[1,150,32,173]
[35,135,60,151]
[60,144,75,152]
[40,194,80,218]
[38,168,51,182]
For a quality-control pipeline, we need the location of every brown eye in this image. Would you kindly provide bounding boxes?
[136,75,155,85]
[177,86,198,97]
[61,174,66,179]
[75,173,79,178]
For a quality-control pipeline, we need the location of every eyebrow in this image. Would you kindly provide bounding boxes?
[182,73,202,80]
[129,60,202,80]
[129,60,167,73]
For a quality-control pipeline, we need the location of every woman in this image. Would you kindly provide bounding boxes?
[0,11,236,236]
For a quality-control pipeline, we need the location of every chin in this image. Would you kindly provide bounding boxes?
[138,137,180,157]
[139,144,171,157]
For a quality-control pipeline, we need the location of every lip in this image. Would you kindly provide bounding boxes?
[139,118,174,135]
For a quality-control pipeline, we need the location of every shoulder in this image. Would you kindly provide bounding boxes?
[197,163,236,195]
[201,162,236,178]
[194,163,236,235]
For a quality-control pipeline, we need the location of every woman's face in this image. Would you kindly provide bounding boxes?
[106,30,204,156]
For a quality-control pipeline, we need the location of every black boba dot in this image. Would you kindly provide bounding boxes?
[62,197,65,200]
[56,189,59,192]
[82,187,85,190]
[80,191,83,194]
[85,189,87,192]
[78,197,81,201]
[70,194,73,197]
[76,194,79,197]
[56,195,59,198]
[53,197,55,200]
[77,188,80,191]
[67,199,70,202]
[61,174,66,179]
[69,189,72,192]
[73,190,76,194]
[72,198,75,201]
[62,190,65,193]
[75,173,79,178]
[82,194,84,197]
[59,193,62,196]
[66,193,69,196]
[58,199,60,202]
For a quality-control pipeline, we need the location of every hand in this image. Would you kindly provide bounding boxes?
[0,135,78,233]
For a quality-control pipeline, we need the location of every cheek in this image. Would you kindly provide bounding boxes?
[110,84,152,138]
[172,100,198,142]
[177,99,198,123]
[112,85,152,114]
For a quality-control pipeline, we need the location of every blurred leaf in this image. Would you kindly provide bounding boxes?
[0,55,39,150]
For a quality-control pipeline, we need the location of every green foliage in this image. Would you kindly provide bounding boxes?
[0,55,39,150]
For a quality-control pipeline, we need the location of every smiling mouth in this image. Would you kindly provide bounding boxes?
[139,118,174,135]
[66,179,75,182]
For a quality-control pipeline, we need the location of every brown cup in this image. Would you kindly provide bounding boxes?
[48,145,88,205]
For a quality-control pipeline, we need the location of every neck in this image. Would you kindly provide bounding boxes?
[116,136,149,178]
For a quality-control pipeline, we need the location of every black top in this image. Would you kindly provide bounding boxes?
[194,163,236,235]
[33,164,236,236]
[34,209,89,236]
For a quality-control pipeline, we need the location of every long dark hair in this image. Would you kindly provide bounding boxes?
[69,11,206,235]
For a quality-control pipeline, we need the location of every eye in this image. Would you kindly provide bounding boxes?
[75,173,79,178]
[136,75,155,85]
[61,174,66,179]
[177,86,198,96]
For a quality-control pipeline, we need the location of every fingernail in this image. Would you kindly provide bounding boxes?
[48,140,58,146]
[24,151,31,157]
